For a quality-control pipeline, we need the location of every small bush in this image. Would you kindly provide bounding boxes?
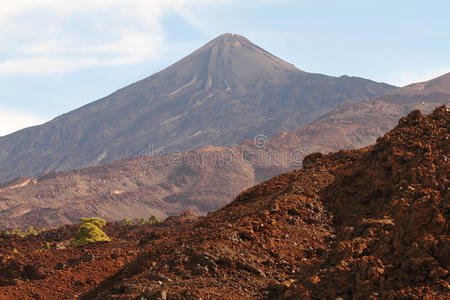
[71,222,110,247]
[43,242,52,250]
[148,215,162,224]
[80,217,107,228]
[11,228,24,237]
[121,218,132,225]
[12,248,19,254]
[25,226,38,236]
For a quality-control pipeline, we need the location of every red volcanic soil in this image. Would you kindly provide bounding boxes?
[0,106,448,299]
[0,214,201,300]
[1,78,446,231]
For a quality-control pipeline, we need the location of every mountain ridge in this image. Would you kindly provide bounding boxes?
[0,73,448,229]
[0,33,395,183]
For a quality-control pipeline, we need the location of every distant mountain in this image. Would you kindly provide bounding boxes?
[269,72,450,154]
[0,148,257,228]
[390,72,450,95]
[0,74,448,229]
[0,33,395,183]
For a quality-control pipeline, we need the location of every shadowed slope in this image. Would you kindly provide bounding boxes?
[0,34,395,183]
[0,74,447,229]
[268,73,450,154]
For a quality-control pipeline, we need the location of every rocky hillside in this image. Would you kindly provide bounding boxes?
[269,81,450,154]
[1,74,447,230]
[0,147,262,229]
[89,106,450,299]
[0,33,395,183]
[0,106,447,299]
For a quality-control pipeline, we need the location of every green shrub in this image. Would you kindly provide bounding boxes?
[43,242,52,250]
[80,217,107,228]
[148,215,162,224]
[121,218,132,225]
[25,226,38,236]
[12,248,19,254]
[11,228,23,237]
[71,222,110,247]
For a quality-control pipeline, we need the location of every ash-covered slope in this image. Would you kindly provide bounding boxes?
[0,147,260,229]
[0,33,395,183]
[0,75,446,230]
[268,73,450,154]
[78,106,448,299]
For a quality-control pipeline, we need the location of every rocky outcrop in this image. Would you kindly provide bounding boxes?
[85,106,448,299]
[0,107,448,299]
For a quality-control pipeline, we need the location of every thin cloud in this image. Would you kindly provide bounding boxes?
[0,0,210,74]
[387,67,450,87]
[0,107,48,136]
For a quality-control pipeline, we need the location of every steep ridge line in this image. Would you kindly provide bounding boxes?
[0,33,395,183]
[79,106,449,299]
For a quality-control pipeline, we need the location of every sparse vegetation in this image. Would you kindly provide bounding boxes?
[121,218,132,225]
[72,218,110,247]
[120,215,162,226]
[148,215,162,224]
[11,228,23,237]
[24,226,38,236]
[2,226,41,238]
[80,217,107,228]
[43,242,52,250]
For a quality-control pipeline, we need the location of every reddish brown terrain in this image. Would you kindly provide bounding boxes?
[0,106,448,299]
[0,146,289,229]
[1,74,448,230]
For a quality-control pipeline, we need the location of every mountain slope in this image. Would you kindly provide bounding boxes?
[0,33,395,183]
[268,73,450,154]
[83,106,450,299]
[0,74,448,229]
[0,149,257,229]
[391,72,450,95]
[2,106,445,299]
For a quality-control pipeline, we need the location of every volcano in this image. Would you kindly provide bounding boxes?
[0,33,395,183]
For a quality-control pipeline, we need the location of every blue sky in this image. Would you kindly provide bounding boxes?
[0,0,449,136]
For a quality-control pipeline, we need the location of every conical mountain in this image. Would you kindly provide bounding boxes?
[0,33,395,183]
[153,33,300,90]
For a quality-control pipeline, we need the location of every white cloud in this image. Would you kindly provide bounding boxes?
[0,0,208,74]
[0,107,48,136]
[387,67,450,87]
